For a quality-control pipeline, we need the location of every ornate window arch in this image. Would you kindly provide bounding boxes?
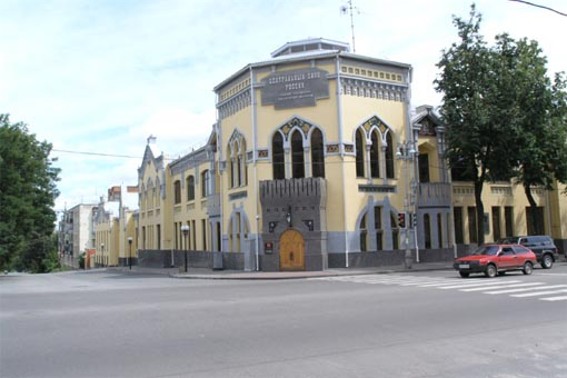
[354,116,397,180]
[227,130,248,188]
[355,128,365,177]
[356,203,401,251]
[310,128,325,178]
[272,131,285,180]
[291,130,304,178]
[271,117,325,180]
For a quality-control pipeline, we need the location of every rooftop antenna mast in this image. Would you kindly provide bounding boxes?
[340,0,359,53]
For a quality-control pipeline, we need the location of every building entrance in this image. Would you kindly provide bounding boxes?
[279,229,305,271]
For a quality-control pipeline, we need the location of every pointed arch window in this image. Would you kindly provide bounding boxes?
[355,121,397,181]
[355,129,365,178]
[291,131,305,178]
[385,132,395,178]
[272,132,285,180]
[370,131,380,178]
[228,135,248,188]
[311,128,325,178]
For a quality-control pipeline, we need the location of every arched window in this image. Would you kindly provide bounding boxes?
[374,206,383,250]
[360,214,368,252]
[272,132,284,180]
[311,128,325,178]
[228,136,247,188]
[201,170,210,198]
[437,213,443,248]
[385,132,394,178]
[391,212,399,250]
[229,149,235,188]
[355,121,396,181]
[186,176,195,201]
[370,131,380,178]
[424,214,431,249]
[355,129,365,178]
[173,180,181,204]
[291,131,304,178]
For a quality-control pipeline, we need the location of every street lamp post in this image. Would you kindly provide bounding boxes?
[101,243,105,268]
[397,141,417,269]
[127,237,132,270]
[181,224,190,272]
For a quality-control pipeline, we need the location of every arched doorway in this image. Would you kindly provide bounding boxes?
[279,229,305,271]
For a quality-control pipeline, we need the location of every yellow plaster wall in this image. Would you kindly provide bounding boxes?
[452,182,552,243]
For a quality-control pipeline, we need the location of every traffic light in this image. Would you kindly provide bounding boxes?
[410,212,417,228]
[397,212,407,229]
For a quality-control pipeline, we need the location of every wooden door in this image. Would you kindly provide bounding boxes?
[279,229,305,271]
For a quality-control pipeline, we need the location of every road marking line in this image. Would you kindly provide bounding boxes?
[512,288,567,298]
[460,282,544,292]
[437,280,523,289]
[540,295,567,301]
[485,285,566,295]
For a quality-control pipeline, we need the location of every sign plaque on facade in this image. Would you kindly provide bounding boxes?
[261,68,329,109]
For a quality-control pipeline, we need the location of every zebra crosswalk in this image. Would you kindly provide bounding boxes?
[311,274,567,302]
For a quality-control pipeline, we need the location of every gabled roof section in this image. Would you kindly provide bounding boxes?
[412,105,443,136]
[138,135,165,176]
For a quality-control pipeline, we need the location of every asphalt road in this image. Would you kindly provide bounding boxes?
[1,264,566,378]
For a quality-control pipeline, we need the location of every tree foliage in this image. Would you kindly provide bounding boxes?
[435,4,567,243]
[435,5,509,245]
[0,114,61,272]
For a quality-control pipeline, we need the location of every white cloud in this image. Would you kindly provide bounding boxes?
[1,0,566,215]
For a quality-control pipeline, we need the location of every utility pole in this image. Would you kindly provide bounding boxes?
[341,0,358,53]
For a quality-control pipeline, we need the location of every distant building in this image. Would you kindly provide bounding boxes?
[59,203,98,268]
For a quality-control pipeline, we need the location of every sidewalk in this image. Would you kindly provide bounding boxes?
[109,261,454,280]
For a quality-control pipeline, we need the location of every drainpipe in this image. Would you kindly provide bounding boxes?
[336,52,349,268]
[251,66,261,271]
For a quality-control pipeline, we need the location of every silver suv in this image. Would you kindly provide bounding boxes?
[498,235,559,269]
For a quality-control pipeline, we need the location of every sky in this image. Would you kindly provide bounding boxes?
[1,0,566,216]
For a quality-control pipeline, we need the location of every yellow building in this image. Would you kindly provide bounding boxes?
[133,38,566,272]
[94,187,138,268]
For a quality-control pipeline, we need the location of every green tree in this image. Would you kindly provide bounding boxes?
[437,4,567,241]
[0,114,61,272]
[435,5,517,245]
[500,36,567,233]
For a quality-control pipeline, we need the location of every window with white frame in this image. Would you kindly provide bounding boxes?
[228,132,247,188]
[271,122,325,180]
[201,170,210,198]
[354,118,396,180]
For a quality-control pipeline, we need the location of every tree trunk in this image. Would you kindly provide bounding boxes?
[474,179,485,245]
[524,184,541,234]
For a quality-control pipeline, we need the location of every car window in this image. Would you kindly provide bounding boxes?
[519,238,529,245]
[500,248,514,256]
[512,245,530,254]
[473,245,499,256]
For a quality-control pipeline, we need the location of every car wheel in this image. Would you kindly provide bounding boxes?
[459,271,469,278]
[485,264,497,278]
[541,254,553,269]
[523,261,534,275]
